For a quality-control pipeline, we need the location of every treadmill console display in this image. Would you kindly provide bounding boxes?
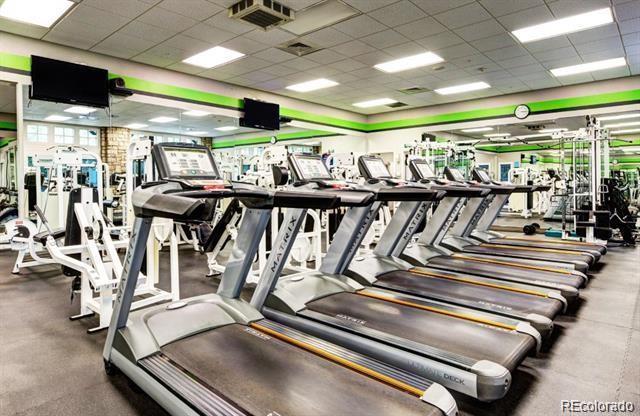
[363,158,392,178]
[476,169,491,183]
[414,161,435,179]
[294,156,333,180]
[449,168,466,182]
[152,143,223,187]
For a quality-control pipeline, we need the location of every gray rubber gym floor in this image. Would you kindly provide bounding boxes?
[1,230,638,415]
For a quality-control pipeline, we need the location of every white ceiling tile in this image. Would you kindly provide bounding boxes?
[332,72,359,83]
[204,11,254,34]
[567,23,621,45]
[540,56,584,70]
[382,41,430,58]
[241,70,277,83]
[470,33,519,52]
[91,32,156,58]
[411,0,475,15]
[591,66,631,80]
[333,14,388,38]
[451,53,493,68]
[463,62,503,74]
[220,36,270,54]
[331,40,377,56]
[300,27,353,47]
[182,23,236,44]
[432,68,471,81]
[261,64,299,76]
[0,18,49,38]
[522,36,572,53]
[352,50,394,65]
[329,58,367,71]
[199,67,237,80]
[433,3,492,29]
[243,28,298,46]
[497,54,539,68]
[158,0,222,20]
[618,18,640,34]
[137,7,198,31]
[497,5,554,31]
[65,4,131,31]
[434,43,478,60]
[80,0,153,18]
[341,0,396,13]
[623,32,640,46]
[574,36,624,54]
[368,0,427,26]
[43,30,100,50]
[360,29,409,48]
[282,57,322,70]
[305,49,348,64]
[480,69,514,80]
[305,65,343,77]
[165,62,208,74]
[137,43,188,63]
[625,43,640,55]
[217,56,271,74]
[131,50,177,66]
[160,35,212,55]
[557,73,595,85]
[523,78,562,89]
[532,46,579,62]
[118,21,177,42]
[415,31,465,50]
[394,17,447,40]
[252,48,297,63]
[453,19,506,42]
[546,0,611,18]
[252,78,292,90]
[507,63,547,77]
[479,0,544,17]
[485,45,529,60]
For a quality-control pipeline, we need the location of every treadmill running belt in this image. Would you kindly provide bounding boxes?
[306,292,534,370]
[377,270,562,318]
[486,238,603,259]
[463,244,593,266]
[500,237,606,254]
[428,257,585,288]
[159,324,439,416]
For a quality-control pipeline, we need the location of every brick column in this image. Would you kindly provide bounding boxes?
[202,137,213,148]
[100,127,130,173]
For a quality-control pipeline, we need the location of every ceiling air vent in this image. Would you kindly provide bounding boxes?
[386,102,408,108]
[398,87,430,95]
[277,40,322,57]
[229,0,294,30]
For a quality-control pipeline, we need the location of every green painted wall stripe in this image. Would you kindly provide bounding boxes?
[212,129,340,149]
[0,121,17,130]
[477,138,640,153]
[0,137,15,148]
[0,52,30,72]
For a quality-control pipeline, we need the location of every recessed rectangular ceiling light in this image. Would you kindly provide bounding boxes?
[611,128,640,135]
[461,127,493,132]
[484,133,511,137]
[215,126,239,131]
[149,116,178,123]
[0,0,73,27]
[286,78,338,92]
[353,98,397,108]
[435,82,490,95]
[374,52,444,73]
[603,121,640,128]
[183,110,211,117]
[64,106,97,115]
[539,128,567,133]
[44,115,71,122]
[186,131,208,136]
[125,123,148,129]
[183,46,245,69]
[512,8,613,43]
[550,57,626,77]
[598,113,640,121]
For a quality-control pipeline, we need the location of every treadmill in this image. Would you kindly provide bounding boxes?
[439,166,596,273]
[346,155,566,337]
[402,159,585,301]
[467,167,607,256]
[252,153,538,402]
[102,143,457,416]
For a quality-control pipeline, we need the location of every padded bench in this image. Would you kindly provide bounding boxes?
[33,228,65,244]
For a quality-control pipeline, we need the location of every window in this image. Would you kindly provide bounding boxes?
[54,127,75,144]
[27,124,48,142]
[79,129,98,146]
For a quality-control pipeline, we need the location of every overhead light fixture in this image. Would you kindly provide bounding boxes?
[539,128,568,133]
[44,115,71,122]
[435,81,490,95]
[611,128,640,135]
[353,98,397,108]
[149,116,178,123]
[374,52,444,73]
[286,78,338,92]
[183,110,211,117]
[186,131,209,136]
[598,113,640,121]
[550,57,626,77]
[215,126,239,132]
[0,0,73,27]
[512,8,613,43]
[604,121,640,128]
[461,127,493,132]
[125,123,148,129]
[484,133,511,137]
[64,106,97,115]
[183,46,245,69]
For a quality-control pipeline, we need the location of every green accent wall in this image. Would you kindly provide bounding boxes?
[477,138,640,153]
[0,137,15,148]
[212,130,341,149]
[0,120,17,131]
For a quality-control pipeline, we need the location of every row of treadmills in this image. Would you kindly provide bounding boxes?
[102,142,605,416]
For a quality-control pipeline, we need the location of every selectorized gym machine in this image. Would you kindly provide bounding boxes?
[251,153,539,401]
[103,143,457,416]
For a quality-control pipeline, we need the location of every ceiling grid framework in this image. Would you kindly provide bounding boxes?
[0,0,638,115]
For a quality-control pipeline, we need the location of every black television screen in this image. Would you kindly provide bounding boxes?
[241,98,279,130]
[30,56,109,108]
